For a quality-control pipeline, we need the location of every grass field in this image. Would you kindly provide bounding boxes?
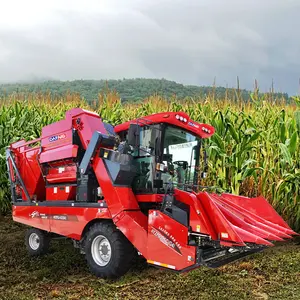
[0,216,299,300]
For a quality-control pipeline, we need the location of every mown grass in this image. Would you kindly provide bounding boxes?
[0,216,299,300]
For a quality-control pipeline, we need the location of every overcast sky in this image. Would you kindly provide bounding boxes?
[0,0,299,93]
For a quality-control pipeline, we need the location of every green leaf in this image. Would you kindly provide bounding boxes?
[295,111,300,134]
[228,123,239,143]
[280,122,286,143]
[211,133,224,151]
[241,159,257,169]
[288,131,298,156]
[248,131,261,144]
[279,143,292,165]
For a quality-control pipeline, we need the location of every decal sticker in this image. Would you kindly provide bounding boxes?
[49,134,66,142]
[151,227,182,255]
[221,232,229,239]
[170,142,194,150]
[29,211,78,221]
[188,121,199,129]
[30,211,47,219]
[58,167,65,173]
[29,211,40,218]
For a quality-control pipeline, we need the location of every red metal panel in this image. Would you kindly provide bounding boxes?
[46,186,76,201]
[13,205,50,231]
[13,205,111,240]
[92,156,140,217]
[41,119,71,141]
[114,211,148,256]
[221,193,292,230]
[71,111,107,150]
[46,165,77,183]
[211,194,296,237]
[13,146,45,201]
[135,194,164,203]
[49,206,111,239]
[174,189,217,238]
[194,192,297,247]
[41,120,73,149]
[197,192,246,246]
[215,201,284,241]
[147,210,196,271]
[39,144,78,163]
[41,108,107,151]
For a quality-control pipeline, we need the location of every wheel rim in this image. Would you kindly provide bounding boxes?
[91,235,112,266]
[29,233,40,250]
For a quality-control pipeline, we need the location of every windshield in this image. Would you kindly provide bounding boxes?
[162,126,201,189]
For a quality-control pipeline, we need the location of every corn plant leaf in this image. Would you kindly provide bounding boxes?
[228,122,239,143]
[241,159,257,169]
[248,131,261,144]
[280,122,286,143]
[279,143,292,165]
[288,131,298,156]
[211,133,224,151]
[295,111,300,134]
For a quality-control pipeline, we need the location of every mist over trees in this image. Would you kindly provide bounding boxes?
[0,78,289,103]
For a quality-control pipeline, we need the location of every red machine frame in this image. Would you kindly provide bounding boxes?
[6,108,297,276]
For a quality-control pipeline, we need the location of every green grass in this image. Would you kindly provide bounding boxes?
[0,216,299,300]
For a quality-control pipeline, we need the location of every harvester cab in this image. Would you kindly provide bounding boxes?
[6,108,297,278]
[117,112,210,194]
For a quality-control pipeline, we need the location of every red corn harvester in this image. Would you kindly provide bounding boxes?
[6,108,297,278]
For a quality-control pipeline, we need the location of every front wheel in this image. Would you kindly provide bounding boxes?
[84,222,136,278]
[25,228,50,256]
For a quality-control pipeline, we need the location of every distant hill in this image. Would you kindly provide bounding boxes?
[0,78,289,103]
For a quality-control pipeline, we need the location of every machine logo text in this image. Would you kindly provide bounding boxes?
[188,122,199,129]
[151,227,182,255]
[49,134,66,142]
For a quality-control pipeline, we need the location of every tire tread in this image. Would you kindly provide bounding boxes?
[84,221,135,278]
[25,228,50,256]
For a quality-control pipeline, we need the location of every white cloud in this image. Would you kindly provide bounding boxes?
[0,0,299,93]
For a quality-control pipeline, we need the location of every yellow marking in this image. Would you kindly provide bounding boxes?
[196,225,201,232]
[147,260,175,270]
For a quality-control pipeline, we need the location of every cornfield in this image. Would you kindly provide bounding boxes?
[0,91,299,231]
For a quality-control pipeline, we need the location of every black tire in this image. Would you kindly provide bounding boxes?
[25,228,50,256]
[84,222,136,279]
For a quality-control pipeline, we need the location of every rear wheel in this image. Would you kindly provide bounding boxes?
[25,228,50,256]
[84,222,136,278]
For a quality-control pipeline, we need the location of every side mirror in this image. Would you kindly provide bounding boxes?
[127,124,140,147]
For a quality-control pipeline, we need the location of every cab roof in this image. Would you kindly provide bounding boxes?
[114,111,215,139]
